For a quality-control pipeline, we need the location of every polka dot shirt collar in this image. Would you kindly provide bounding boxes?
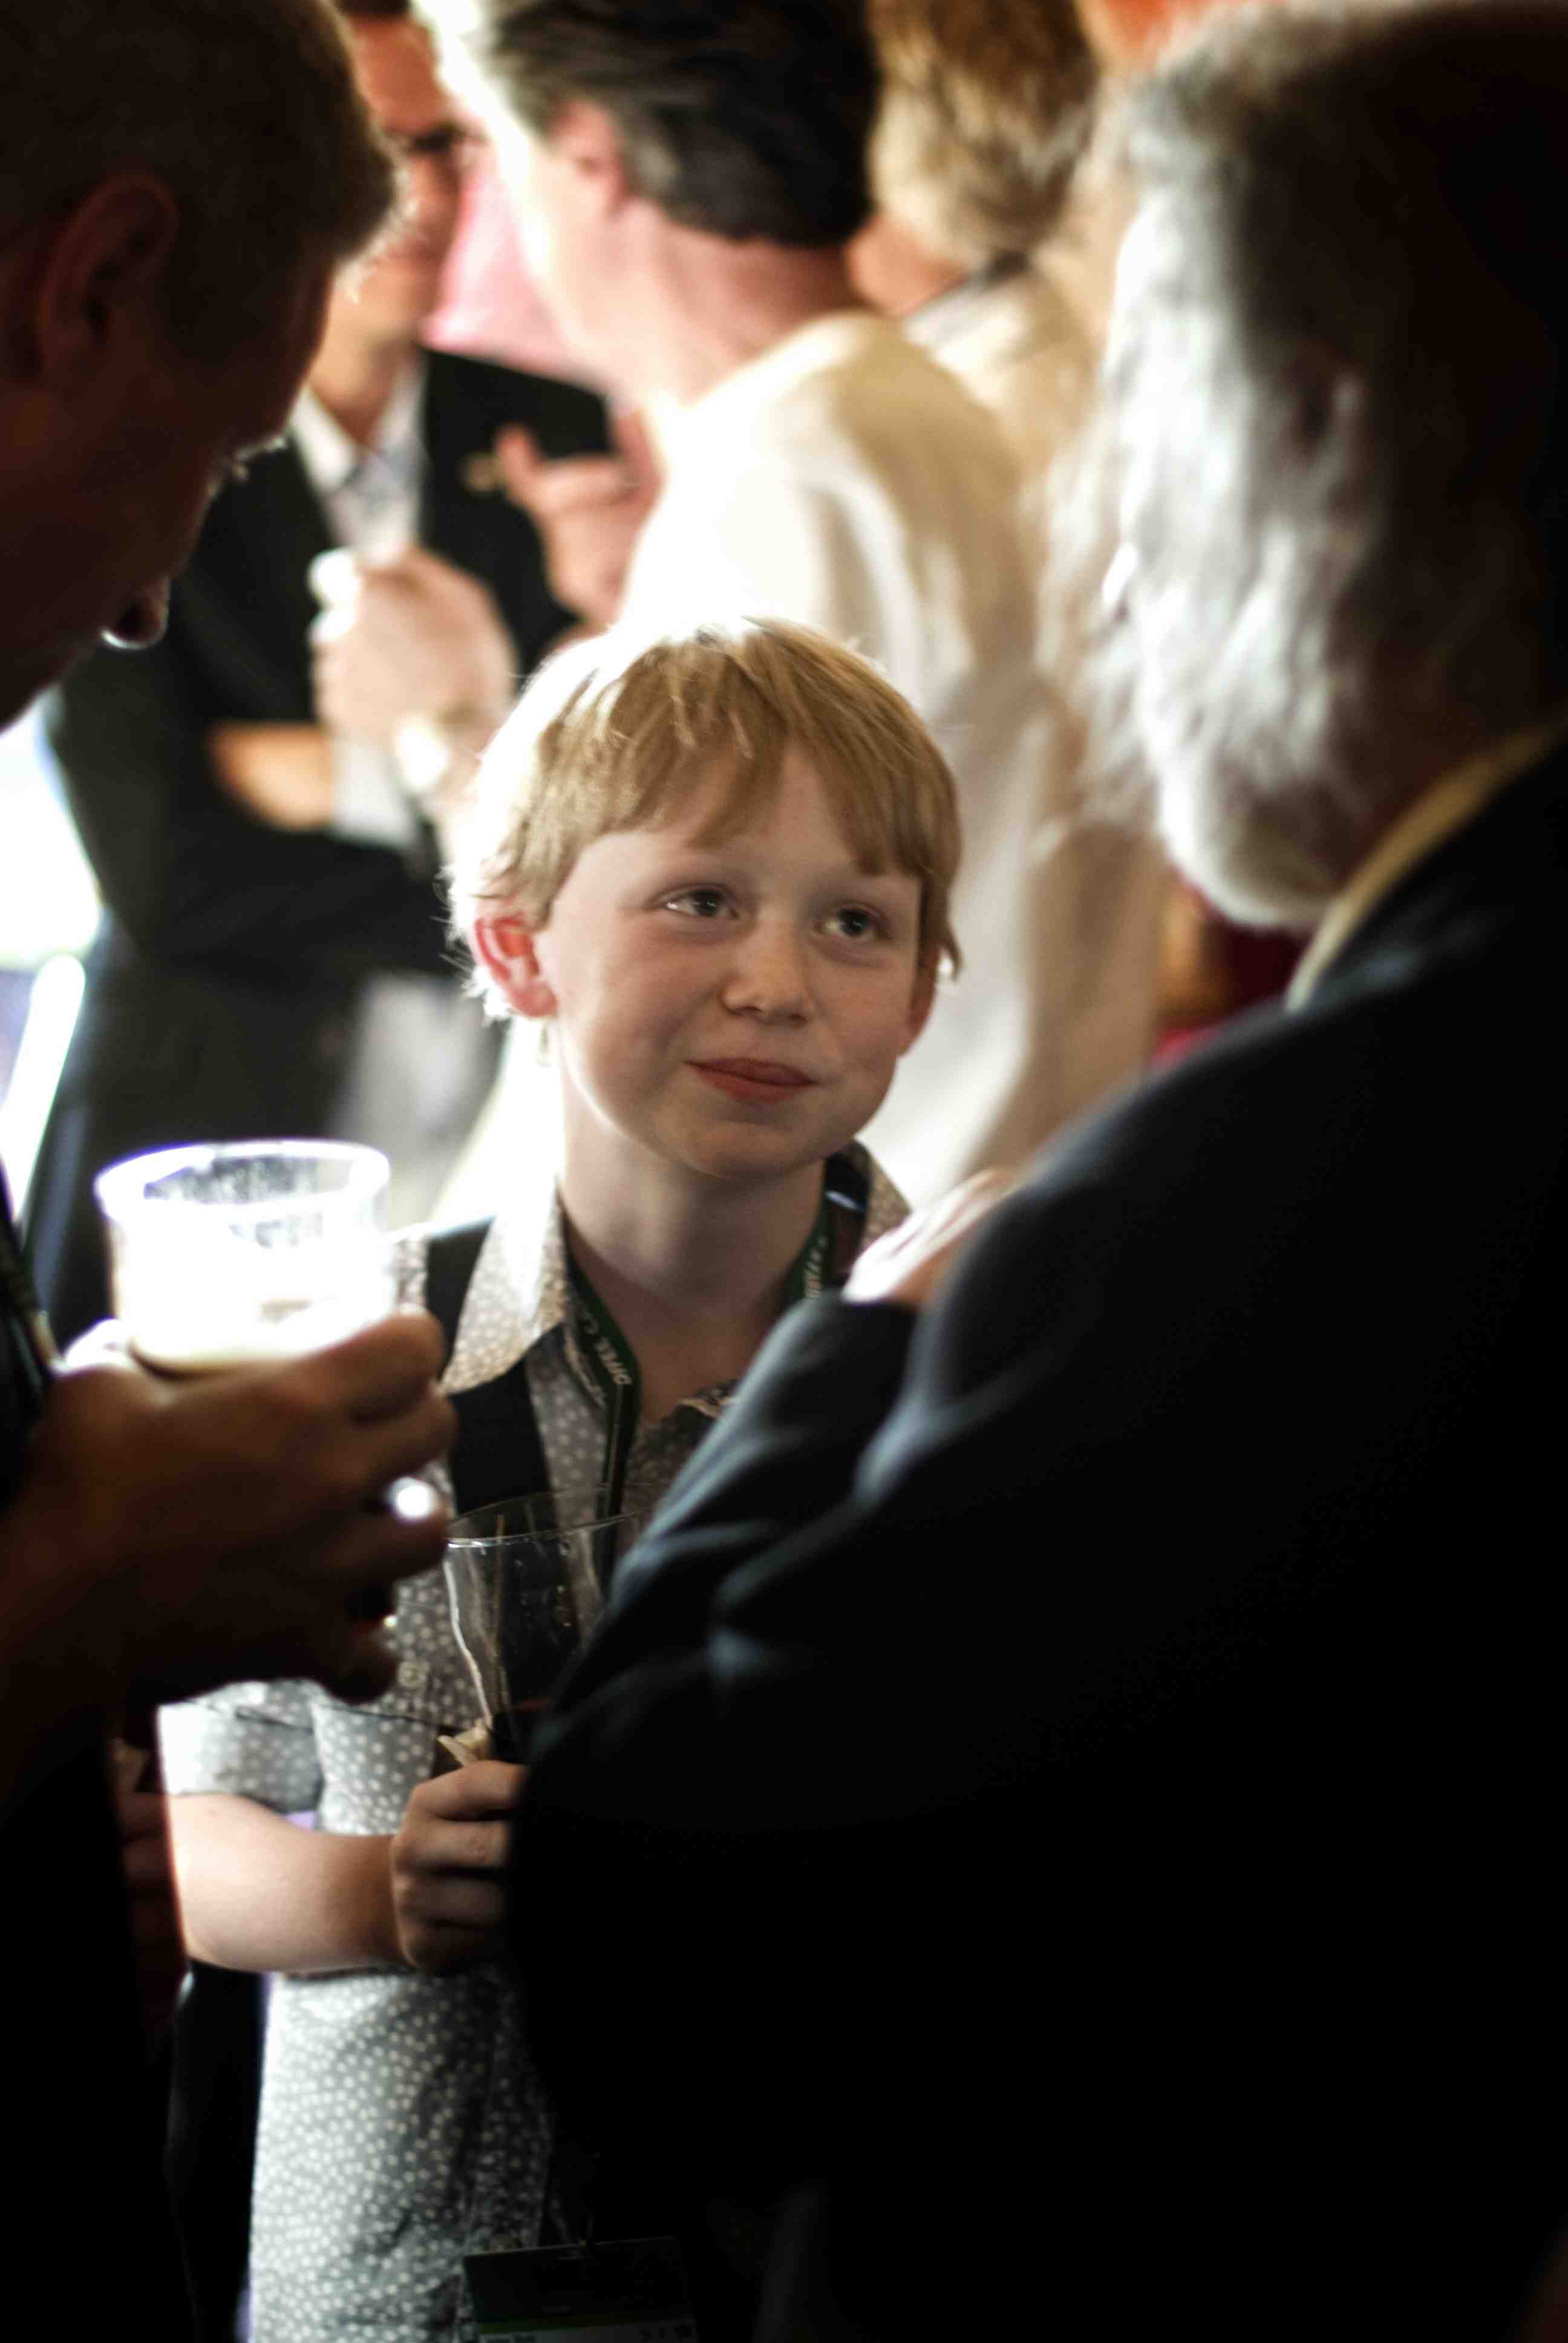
[437,1143,906,1403]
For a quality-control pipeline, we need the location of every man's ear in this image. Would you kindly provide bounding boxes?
[901,953,940,1054]
[27,174,181,390]
[472,913,558,1020]
[547,97,635,218]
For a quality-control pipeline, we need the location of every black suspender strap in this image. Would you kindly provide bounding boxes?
[445,1357,551,1521]
[423,1219,490,1369]
[822,1147,872,1289]
[423,1221,550,1519]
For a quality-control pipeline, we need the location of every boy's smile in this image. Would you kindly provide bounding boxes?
[495,752,934,1189]
[688,1058,819,1104]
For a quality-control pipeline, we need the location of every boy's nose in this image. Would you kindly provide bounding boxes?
[720,923,812,1021]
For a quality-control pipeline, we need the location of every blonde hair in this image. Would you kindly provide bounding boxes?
[868,0,1097,269]
[451,618,962,1012]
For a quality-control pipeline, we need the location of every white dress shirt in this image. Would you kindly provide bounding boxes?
[291,364,425,850]
[902,269,1169,1144]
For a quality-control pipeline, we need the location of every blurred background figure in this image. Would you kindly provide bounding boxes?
[22,0,606,1346]
[850,0,1172,1142]
[850,0,1099,532]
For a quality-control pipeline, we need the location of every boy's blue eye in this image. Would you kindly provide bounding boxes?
[826,905,886,940]
[665,887,730,919]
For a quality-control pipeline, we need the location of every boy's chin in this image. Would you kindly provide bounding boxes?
[673,1110,882,1187]
[678,1135,834,1185]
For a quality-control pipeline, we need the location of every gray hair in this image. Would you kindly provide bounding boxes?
[1053,0,1568,926]
[0,0,397,355]
[426,0,876,246]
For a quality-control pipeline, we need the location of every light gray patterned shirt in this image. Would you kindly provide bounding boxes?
[160,1147,904,2343]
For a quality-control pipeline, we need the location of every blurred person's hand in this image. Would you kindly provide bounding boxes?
[389,1760,524,1973]
[310,545,516,750]
[207,723,335,831]
[495,408,659,630]
[844,1170,1015,1314]
[5,1314,454,1715]
[111,1743,187,2051]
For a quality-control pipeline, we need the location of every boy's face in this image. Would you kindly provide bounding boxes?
[489,753,934,1187]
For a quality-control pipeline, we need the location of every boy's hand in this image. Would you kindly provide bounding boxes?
[390,1762,526,1974]
[844,1170,1015,1313]
[8,1314,454,1712]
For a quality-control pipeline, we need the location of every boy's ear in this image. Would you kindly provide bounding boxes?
[472,914,558,1020]
[901,954,939,1053]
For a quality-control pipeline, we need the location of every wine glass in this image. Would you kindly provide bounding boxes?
[442,1486,629,1763]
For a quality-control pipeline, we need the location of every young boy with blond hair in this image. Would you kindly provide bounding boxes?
[158,617,962,2342]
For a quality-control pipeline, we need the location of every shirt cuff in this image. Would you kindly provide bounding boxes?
[158,1684,322,1812]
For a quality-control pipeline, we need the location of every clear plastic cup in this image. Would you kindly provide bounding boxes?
[94,1139,394,1374]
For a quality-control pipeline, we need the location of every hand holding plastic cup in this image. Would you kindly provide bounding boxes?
[93,1141,431,1631]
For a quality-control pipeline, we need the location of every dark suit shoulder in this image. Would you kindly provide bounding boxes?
[422,345,609,460]
[418,347,609,672]
[1033,746,1568,1245]
[1321,734,1568,993]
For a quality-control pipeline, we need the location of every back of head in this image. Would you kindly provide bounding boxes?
[869,0,1099,267]
[436,0,877,244]
[452,618,962,997]
[0,0,396,355]
[1073,0,1568,922]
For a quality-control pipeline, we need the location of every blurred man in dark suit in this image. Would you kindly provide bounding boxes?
[27,0,606,1343]
[480,5,1568,2334]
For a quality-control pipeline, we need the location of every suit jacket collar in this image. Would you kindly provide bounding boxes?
[1305,727,1568,1008]
[1291,714,1568,1005]
[248,347,509,584]
[416,347,524,566]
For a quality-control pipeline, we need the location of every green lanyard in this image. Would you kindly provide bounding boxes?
[783,1193,832,1306]
[564,1253,642,1538]
[563,1168,854,1531]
